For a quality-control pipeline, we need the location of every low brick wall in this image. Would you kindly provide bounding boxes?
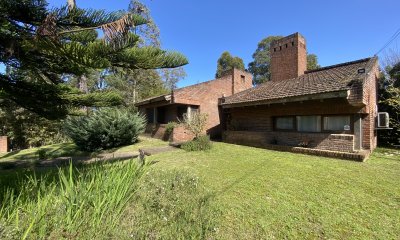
[145,124,169,141]
[223,130,363,160]
[223,131,354,152]
[171,125,195,142]
[145,124,194,142]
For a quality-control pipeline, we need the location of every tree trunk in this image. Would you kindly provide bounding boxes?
[78,74,88,114]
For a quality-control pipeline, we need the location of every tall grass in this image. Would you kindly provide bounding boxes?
[0,161,144,239]
[119,169,219,239]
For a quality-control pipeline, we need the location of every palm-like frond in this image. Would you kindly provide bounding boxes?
[113,47,189,69]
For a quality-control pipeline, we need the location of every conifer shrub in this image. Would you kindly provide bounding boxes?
[64,108,145,151]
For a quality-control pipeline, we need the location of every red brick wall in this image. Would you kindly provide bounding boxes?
[361,60,379,150]
[0,136,9,153]
[171,125,195,142]
[173,69,252,138]
[226,99,363,132]
[270,33,307,82]
[224,131,354,152]
[223,99,363,152]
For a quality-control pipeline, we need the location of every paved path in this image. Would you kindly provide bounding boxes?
[0,145,178,170]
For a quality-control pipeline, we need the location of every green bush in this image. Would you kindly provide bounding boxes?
[36,149,48,160]
[181,135,212,151]
[165,121,176,135]
[64,108,145,151]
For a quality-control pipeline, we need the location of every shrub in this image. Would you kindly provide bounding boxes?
[165,121,177,135]
[179,112,208,138]
[181,135,212,151]
[37,149,48,160]
[64,108,145,151]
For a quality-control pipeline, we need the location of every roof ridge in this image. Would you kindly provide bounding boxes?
[304,57,372,74]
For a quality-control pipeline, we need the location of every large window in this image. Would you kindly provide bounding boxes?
[323,116,351,131]
[296,116,321,132]
[273,115,352,133]
[275,117,295,130]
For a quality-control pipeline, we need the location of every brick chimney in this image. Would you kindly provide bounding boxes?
[270,32,307,81]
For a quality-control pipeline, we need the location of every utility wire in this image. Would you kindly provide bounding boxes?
[375,27,400,56]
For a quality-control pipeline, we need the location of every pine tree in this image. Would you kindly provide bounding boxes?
[0,0,188,119]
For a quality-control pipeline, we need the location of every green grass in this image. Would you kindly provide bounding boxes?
[0,161,145,239]
[0,143,86,162]
[143,143,400,239]
[0,141,399,239]
[0,135,167,163]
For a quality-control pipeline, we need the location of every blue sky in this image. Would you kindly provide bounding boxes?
[47,0,400,87]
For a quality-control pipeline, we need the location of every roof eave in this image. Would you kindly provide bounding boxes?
[221,90,349,108]
[134,94,172,107]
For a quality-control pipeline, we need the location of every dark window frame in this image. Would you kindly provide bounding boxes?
[273,116,296,132]
[273,114,354,134]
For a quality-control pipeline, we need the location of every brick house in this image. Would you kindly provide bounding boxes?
[135,69,253,142]
[221,33,379,160]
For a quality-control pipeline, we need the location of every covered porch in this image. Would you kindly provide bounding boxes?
[136,95,199,142]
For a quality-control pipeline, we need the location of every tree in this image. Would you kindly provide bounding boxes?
[248,36,320,85]
[0,99,67,149]
[378,58,400,146]
[248,36,282,85]
[161,67,187,90]
[307,54,321,71]
[0,0,188,120]
[215,51,245,78]
[106,69,168,106]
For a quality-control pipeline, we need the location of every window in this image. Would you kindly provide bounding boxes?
[275,117,295,130]
[240,75,245,83]
[323,116,350,131]
[297,116,321,132]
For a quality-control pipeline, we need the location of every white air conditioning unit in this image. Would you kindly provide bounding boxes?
[377,112,390,128]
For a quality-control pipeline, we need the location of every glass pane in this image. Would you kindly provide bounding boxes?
[323,116,350,131]
[297,116,321,132]
[276,117,294,130]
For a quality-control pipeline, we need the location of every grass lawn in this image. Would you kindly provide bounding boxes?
[0,135,167,163]
[1,140,399,239]
[142,143,400,239]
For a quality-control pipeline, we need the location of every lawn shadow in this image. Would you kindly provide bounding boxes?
[0,150,22,160]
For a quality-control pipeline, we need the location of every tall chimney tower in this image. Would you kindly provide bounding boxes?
[270,32,307,81]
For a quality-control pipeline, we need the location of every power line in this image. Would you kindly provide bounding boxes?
[375,27,400,56]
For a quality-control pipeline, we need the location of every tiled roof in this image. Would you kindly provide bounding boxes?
[223,57,376,106]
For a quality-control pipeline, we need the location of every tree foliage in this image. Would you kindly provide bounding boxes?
[378,60,400,146]
[248,36,282,85]
[64,108,145,151]
[161,67,187,90]
[0,0,188,119]
[0,100,68,149]
[106,69,168,106]
[307,54,321,71]
[248,36,320,85]
[215,52,245,78]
